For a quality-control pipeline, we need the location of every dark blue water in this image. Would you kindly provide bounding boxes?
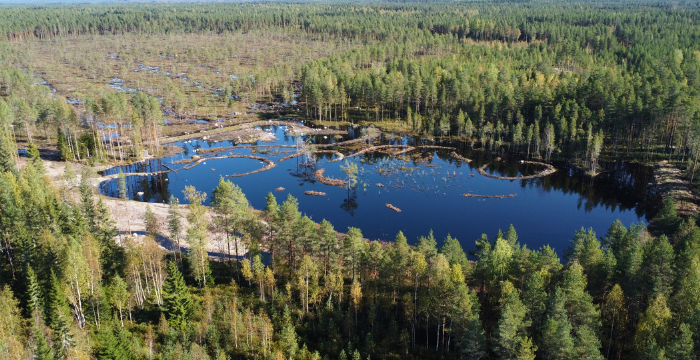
[100,125,660,255]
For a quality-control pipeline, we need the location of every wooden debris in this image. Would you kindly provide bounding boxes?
[224,155,276,177]
[305,190,326,196]
[477,161,556,180]
[386,204,401,212]
[463,193,517,199]
[449,151,472,163]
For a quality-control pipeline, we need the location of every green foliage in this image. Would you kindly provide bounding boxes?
[666,323,695,360]
[94,320,134,360]
[495,281,532,359]
[56,128,73,162]
[25,265,42,317]
[162,261,193,330]
[117,170,127,200]
[439,234,471,277]
[108,275,129,326]
[45,270,68,331]
[540,288,575,360]
[0,286,26,359]
[167,195,184,264]
[27,141,44,173]
[52,311,75,359]
[340,160,359,188]
[183,185,211,288]
[1,3,700,359]
[32,324,53,360]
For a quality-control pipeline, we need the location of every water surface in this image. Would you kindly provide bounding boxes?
[101,124,659,254]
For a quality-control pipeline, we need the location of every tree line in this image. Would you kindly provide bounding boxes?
[3,1,700,175]
[0,149,698,359]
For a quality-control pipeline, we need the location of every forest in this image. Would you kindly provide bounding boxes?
[1,1,700,359]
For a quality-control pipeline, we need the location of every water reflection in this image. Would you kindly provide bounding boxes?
[340,188,359,216]
[100,124,660,254]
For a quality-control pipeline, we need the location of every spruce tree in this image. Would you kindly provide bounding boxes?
[0,127,17,174]
[45,270,68,331]
[79,177,97,232]
[33,324,54,360]
[95,319,132,360]
[117,170,127,200]
[0,99,17,175]
[161,261,192,330]
[27,141,44,174]
[26,265,42,318]
[52,312,75,360]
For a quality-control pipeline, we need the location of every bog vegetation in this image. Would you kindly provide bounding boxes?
[0,1,699,359]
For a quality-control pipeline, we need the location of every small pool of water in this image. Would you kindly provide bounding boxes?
[100,124,660,255]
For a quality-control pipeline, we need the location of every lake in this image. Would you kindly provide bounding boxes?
[100,123,660,255]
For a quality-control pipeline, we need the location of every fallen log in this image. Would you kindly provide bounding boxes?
[463,193,517,199]
[477,161,556,180]
[386,204,401,212]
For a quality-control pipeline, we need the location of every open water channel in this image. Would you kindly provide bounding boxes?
[100,123,660,255]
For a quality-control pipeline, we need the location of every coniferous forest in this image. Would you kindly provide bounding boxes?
[1,1,700,360]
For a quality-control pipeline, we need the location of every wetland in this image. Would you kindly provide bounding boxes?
[100,122,660,253]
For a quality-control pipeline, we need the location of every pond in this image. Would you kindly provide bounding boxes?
[100,123,660,255]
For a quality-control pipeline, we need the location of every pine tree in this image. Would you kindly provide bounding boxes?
[495,281,532,359]
[319,219,337,275]
[504,225,518,248]
[161,261,192,330]
[460,315,487,360]
[574,325,604,360]
[280,322,298,360]
[642,235,674,301]
[344,227,365,281]
[264,192,279,268]
[540,288,575,360]
[211,177,250,273]
[666,323,695,360]
[523,272,547,331]
[440,234,471,277]
[144,205,158,237]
